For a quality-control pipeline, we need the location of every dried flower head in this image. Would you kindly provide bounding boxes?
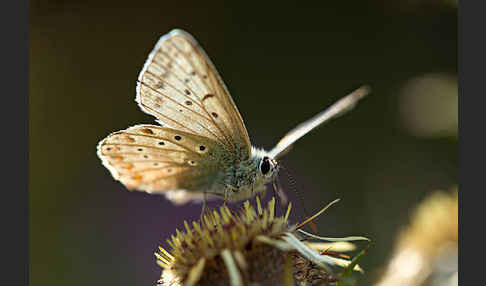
[156,197,369,286]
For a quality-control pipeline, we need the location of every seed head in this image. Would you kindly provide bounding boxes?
[156,197,368,286]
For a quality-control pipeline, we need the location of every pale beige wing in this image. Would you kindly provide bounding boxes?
[97,124,229,203]
[136,29,251,160]
[268,85,371,159]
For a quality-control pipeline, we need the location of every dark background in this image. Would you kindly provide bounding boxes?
[30,1,457,285]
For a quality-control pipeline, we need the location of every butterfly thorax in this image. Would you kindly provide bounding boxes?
[216,147,276,202]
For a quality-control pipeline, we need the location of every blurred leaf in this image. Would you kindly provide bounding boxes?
[336,244,369,286]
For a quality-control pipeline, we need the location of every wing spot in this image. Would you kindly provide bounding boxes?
[184,78,190,83]
[199,145,206,151]
[153,163,159,166]
[188,160,198,166]
[184,89,191,95]
[137,148,143,151]
[190,71,196,76]
[123,163,133,170]
[185,100,192,105]
[141,128,154,135]
[174,135,182,141]
[144,155,149,159]
[115,155,124,161]
[158,141,165,145]
[167,168,172,173]
[203,75,208,79]
[211,112,218,118]
[132,174,143,181]
[202,94,215,101]
[179,109,183,112]
[154,82,164,89]
[106,147,112,151]
[125,136,135,143]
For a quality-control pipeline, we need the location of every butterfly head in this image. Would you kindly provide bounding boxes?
[250,147,279,186]
[259,156,279,180]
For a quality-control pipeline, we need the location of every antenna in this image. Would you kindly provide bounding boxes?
[279,162,318,233]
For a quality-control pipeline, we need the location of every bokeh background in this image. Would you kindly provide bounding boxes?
[30,1,457,285]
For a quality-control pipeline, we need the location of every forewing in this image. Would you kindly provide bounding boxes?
[268,85,371,159]
[97,124,228,203]
[136,29,251,160]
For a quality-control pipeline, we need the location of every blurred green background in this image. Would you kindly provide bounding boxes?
[30,1,457,285]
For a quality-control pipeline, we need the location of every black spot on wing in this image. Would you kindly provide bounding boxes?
[202,94,215,101]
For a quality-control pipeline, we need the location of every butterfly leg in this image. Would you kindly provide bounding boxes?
[257,185,267,203]
[200,191,208,222]
[226,184,239,192]
[273,176,288,206]
[223,189,228,208]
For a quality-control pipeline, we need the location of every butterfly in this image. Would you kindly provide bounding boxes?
[97,29,370,204]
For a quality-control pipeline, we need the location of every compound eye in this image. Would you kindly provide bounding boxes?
[260,157,271,175]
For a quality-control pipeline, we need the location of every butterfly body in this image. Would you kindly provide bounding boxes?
[216,147,278,202]
[97,29,370,204]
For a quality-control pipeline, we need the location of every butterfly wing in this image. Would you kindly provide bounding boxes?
[268,85,371,159]
[97,124,229,204]
[136,29,251,160]
[98,30,253,202]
